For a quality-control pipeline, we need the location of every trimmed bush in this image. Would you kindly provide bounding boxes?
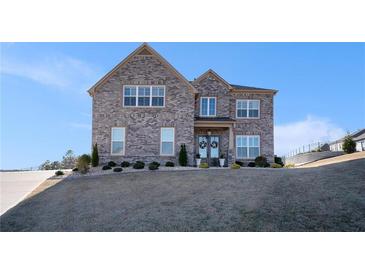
[255,156,269,167]
[133,162,145,169]
[77,154,91,174]
[231,163,241,169]
[91,143,99,167]
[151,161,160,167]
[55,170,64,176]
[148,163,159,170]
[235,160,244,167]
[108,161,117,167]
[113,167,123,172]
[165,161,175,167]
[285,164,295,168]
[121,161,130,168]
[248,162,256,167]
[271,163,282,168]
[179,144,188,166]
[274,156,284,166]
[102,165,112,170]
[343,135,356,154]
[199,163,209,168]
[72,167,78,172]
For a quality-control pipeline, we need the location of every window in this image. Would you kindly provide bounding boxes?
[236,135,260,159]
[236,100,260,118]
[200,97,216,116]
[111,127,125,155]
[160,128,174,155]
[123,85,165,107]
[124,86,137,106]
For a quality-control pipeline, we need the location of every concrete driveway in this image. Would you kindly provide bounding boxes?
[0,170,55,215]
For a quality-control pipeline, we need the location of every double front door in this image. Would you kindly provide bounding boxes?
[198,135,220,166]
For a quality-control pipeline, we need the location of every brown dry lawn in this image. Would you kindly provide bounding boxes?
[1,159,364,232]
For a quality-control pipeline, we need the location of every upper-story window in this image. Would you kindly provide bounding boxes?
[200,97,216,116]
[123,85,165,107]
[236,99,260,118]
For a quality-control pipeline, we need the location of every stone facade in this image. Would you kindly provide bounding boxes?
[90,44,276,166]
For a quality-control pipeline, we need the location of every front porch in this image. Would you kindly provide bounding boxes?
[194,117,235,167]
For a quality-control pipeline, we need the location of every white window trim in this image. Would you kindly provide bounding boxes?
[236,99,260,119]
[123,85,165,108]
[111,127,126,156]
[235,135,260,159]
[160,127,175,156]
[200,97,217,117]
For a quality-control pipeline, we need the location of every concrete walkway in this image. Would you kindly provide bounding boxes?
[0,170,55,215]
[299,151,365,168]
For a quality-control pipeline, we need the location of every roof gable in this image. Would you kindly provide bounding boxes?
[192,69,233,90]
[88,43,197,96]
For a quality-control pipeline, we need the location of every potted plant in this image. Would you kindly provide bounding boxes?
[219,153,225,167]
[196,153,201,167]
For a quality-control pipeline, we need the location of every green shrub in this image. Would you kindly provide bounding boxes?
[165,161,175,167]
[121,161,130,167]
[255,156,269,167]
[108,161,117,167]
[148,163,159,170]
[231,163,241,169]
[102,165,112,170]
[199,163,209,168]
[248,162,256,167]
[285,163,295,168]
[113,167,123,172]
[343,135,356,154]
[235,160,244,167]
[274,156,284,166]
[133,162,145,169]
[77,154,91,174]
[72,167,78,172]
[271,163,282,168]
[179,144,187,166]
[55,170,64,176]
[151,161,160,167]
[91,143,99,167]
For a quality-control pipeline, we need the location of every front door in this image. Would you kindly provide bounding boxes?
[198,135,220,166]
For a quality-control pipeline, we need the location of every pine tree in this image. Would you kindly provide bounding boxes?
[91,143,99,167]
[179,144,188,166]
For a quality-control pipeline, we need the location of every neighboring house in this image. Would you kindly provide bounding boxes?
[329,129,365,152]
[88,43,277,166]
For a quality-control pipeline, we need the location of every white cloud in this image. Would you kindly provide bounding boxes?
[275,115,346,156]
[69,122,91,130]
[1,54,98,91]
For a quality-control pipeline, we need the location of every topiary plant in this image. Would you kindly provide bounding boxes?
[179,144,188,166]
[271,163,282,168]
[91,143,99,167]
[148,162,159,170]
[255,156,269,167]
[151,161,160,167]
[113,167,123,172]
[165,161,175,167]
[102,165,112,170]
[342,135,356,154]
[108,161,117,167]
[121,161,130,167]
[133,162,145,169]
[231,163,241,169]
[274,156,283,166]
[235,160,244,167]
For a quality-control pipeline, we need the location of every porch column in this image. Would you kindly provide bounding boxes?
[229,126,234,150]
[228,125,234,165]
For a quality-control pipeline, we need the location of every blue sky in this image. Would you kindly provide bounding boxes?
[1,42,364,169]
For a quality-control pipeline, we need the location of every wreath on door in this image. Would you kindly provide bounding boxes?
[199,140,207,149]
[211,141,218,148]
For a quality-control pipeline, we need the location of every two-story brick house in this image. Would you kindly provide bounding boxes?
[88,43,277,166]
